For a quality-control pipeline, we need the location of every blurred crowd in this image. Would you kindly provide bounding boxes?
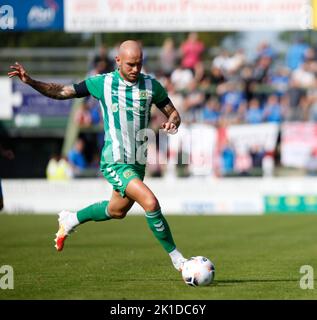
[153,33,317,126]
[75,33,317,128]
[48,33,317,179]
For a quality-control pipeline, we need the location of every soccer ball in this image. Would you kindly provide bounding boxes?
[181,256,215,287]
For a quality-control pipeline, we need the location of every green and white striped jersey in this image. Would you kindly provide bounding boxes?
[85,69,168,165]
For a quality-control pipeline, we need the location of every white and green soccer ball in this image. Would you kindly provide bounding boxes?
[181,256,215,287]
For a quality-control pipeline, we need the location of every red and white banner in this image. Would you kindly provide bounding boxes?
[281,122,317,168]
[226,123,280,154]
[215,123,279,174]
[65,0,311,32]
[166,123,279,176]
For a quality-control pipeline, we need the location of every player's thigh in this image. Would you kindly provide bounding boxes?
[108,189,135,214]
[125,178,159,211]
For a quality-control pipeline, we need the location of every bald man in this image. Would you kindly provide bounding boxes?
[8,40,187,271]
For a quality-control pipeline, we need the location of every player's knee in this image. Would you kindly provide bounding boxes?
[142,196,159,212]
[109,209,128,219]
[114,211,127,219]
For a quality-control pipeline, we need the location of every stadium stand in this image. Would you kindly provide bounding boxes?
[1,36,316,178]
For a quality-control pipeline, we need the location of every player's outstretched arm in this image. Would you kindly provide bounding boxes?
[8,62,77,100]
[159,100,181,134]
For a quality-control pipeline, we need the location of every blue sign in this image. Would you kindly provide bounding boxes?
[12,78,73,117]
[1,0,64,31]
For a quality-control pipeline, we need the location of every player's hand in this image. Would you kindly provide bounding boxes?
[161,122,178,135]
[8,62,30,83]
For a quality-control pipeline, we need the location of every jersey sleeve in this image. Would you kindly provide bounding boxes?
[152,78,169,108]
[85,75,104,99]
[73,81,90,98]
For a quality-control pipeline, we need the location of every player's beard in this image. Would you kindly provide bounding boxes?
[121,68,139,82]
[128,74,138,82]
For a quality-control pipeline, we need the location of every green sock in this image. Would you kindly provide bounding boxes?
[77,201,111,223]
[145,209,176,253]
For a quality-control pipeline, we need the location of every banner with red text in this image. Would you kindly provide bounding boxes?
[281,122,317,168]
[64,0,312,32]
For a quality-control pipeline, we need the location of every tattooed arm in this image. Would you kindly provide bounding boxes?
[8,62,77,100]
[158,99,181,134]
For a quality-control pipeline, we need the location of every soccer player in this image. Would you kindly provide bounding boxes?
[8,40,187,271]
[0,144,15,211]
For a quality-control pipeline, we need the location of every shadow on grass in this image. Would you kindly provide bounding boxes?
[213,278,309,286]
[107,278,309,286]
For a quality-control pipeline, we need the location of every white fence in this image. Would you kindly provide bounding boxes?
[3,177,317,215]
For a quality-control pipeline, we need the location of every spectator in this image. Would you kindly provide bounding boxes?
[51,40,317,180]
[218,103,240,126]
[305,48,317,73]
[262,94,283,123]
[307,78,317,121]
[255,41,275,62]
[269,66,290,97]
[182,80,206,123]
[46,154,72,181]
[286,37,309,70]
[208,65,225,86]
[90,102,102,125]
[68,138,87,177]
[240,65,256,102]
[225,48,246,77]
[279,94,293,121]
[74,101,92,127]
[245,98,263,124]
[252,55,271,83]
[249,145,265,170]
[90,44,114,75]
[160,38,178,77]
[221,143,235,176]
[170,64,194,91]
[163,78,185,122]
[201,97,221,125]
[217,81,245,112]
[212,49,231,76]
[287,61,315,121]
[291,61,315,89]
[198,74,213,93]
[180,32,205,72]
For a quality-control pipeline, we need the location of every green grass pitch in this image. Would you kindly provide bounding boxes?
[0,214,317,299]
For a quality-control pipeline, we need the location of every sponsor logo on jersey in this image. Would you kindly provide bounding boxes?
[139,90,148,99]
[123,170,134,179]
[111,103,146,113]
[111,103,119,112]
